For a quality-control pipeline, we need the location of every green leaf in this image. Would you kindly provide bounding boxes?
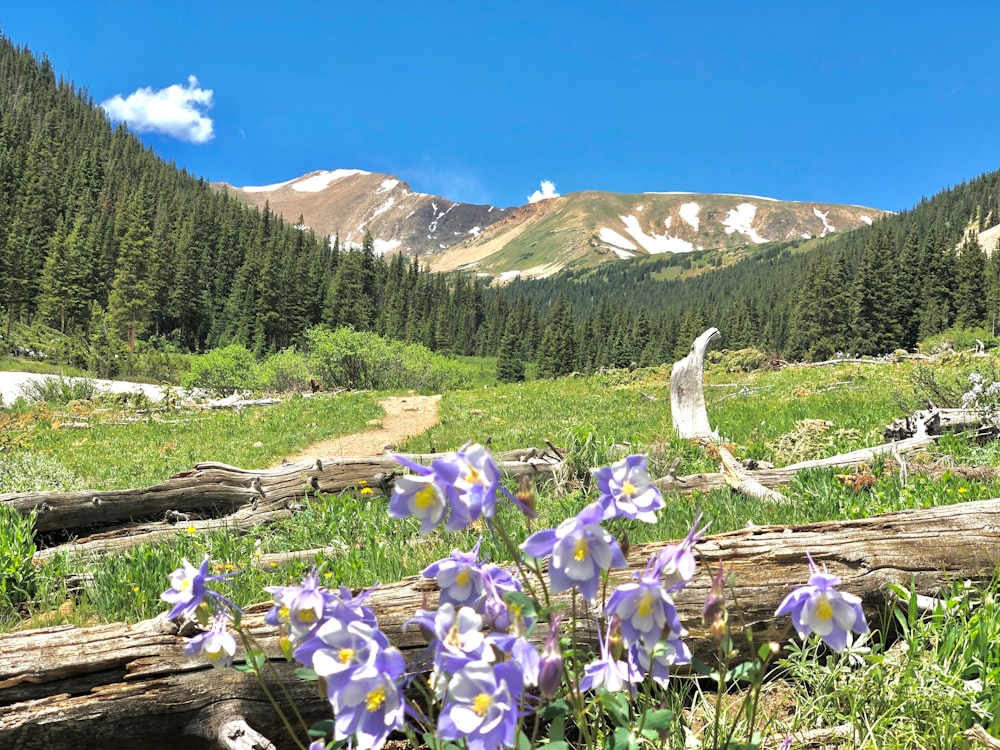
[516,729,532,750]
[540,698,571,722]
[545,743,569,750]
[307,719,333,738]
[640,708,675,731]
[601,692,630,727]
[726,659,760,683]
[608,726,637,750]
[294,667,318,681]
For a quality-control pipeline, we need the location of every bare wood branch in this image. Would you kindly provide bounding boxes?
[670,327,720,440]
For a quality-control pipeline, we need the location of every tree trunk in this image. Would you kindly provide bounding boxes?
[4,498,1000,748]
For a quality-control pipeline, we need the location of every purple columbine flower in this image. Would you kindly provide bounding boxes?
[521,503,627,602]
[592,454,665,523]
[407,603,493,675]
[775,553,869,652]
[300,618,383,690]
[632,634,691,688]
[389,453,461,533]
[160,556,235,620]
[477,563,525,632]
[438,660,523,750]
[184,612,237,668]
[579,618,642,694]
[605,555,684,648]
[654,513,708,592]
[329,647,406,750]
[422,540,486,608]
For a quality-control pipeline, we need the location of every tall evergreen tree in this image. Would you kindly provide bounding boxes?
[536,294,576,378]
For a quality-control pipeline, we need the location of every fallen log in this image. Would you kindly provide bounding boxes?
[5,498,1000,748]
[3,447,564,540]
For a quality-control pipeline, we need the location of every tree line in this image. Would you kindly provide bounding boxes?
[3,34,1000,385]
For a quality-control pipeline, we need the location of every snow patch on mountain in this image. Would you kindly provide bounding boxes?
[860,215,873,225]
[290,169,370,192]
[242,177,297,193]
[373,238,401,254]
[469,226,482,237]
[610,247,636,259]
[813,207,835,236]
[621,215,694,254]
[377,179,399,193]
[599,227,638,250]
[679,202,700,231]
[722,203,767,244]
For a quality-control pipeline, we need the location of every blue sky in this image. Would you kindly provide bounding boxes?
[3,2,1000,211]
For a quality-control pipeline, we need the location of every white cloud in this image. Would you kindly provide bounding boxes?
[528,179,560,203]
[101,75,215,143]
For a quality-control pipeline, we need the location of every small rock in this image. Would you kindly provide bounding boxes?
[252,441,264,448]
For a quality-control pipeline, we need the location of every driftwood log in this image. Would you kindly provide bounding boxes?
[670,327,720,440]
[4,499,1000,748]
[1,448,564,561]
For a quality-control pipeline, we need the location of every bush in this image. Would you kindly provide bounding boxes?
[303,326,475,392]
[16,375,101,405]
[918,326,997,355]
[257,348,312,393]
[180,344,259,394]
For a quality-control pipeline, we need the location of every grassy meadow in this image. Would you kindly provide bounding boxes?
[3,354,1000,746]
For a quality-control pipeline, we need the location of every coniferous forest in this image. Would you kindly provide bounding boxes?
[3,34,1000,381]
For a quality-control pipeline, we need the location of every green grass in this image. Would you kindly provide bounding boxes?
[10,390,384,490]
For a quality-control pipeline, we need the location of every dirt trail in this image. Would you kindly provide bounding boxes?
[276,394,442,464]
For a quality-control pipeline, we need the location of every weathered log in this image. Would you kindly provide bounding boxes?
[5,499,1000,748]
[3,447,564,537]
[670,327,720,440]
[718,445,788,504]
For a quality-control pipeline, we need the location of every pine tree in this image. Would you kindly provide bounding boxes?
[786,251,851,360]
[953,236,986,329]
[496,324,526,382]
[536,295,576,378]
[850,226,901,355]
[107,193,156,352]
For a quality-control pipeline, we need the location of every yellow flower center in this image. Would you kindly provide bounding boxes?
[473,692,493,716]
[279,605,290,621]
[814,595,834,622]
[466,465,484,485]
[414,484,437,512]
[573,537,589,562]
[338,647,355,664]
[179,578,192,591]
[621,480,636,497]
[637,592,654,617]
[205,646,223,660]
[365,686,387,712]
[446,622,463,648]
[297,607,316,623]
[456,569,471,587]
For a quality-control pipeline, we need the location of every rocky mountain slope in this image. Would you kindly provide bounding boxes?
[430,191,886,278]
[215,169,513,254]
[218,170,886,277]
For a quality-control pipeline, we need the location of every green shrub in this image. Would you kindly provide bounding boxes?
[180,344,260,393]
[16,375,101,405]
[918,326,997,354]
[303,326,475,392]
[257,348,312,393]
[0,452,82,492]
[0,505,37,617]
